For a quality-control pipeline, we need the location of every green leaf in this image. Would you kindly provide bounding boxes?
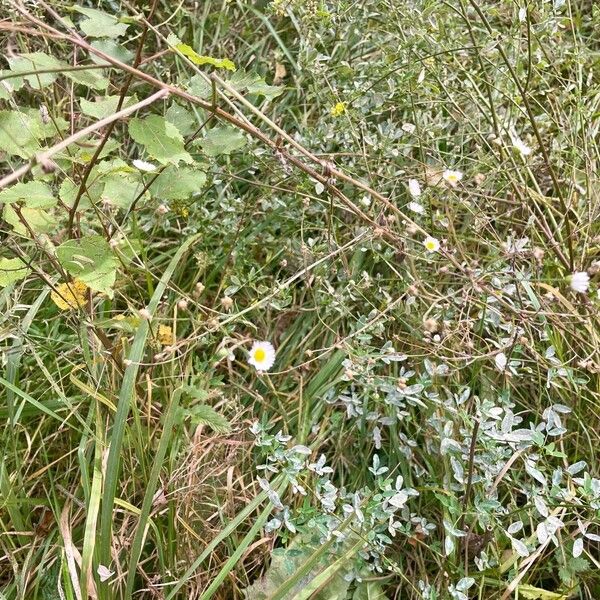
[3,205,57,236]
[188,74,213,99]
[80,95,137,119]
[149,166,206,200]
[165,103,196,136]
[128,115,193,166]
[0,258,31,287]
[74,7,130,39]
[56,235,117,298]
[0,110,48,158]
[230,69,283,99]
[352,581,389,600]
[90,40,134,65]
[101,172,147,209]
[167,34,235,71]
[7,53,62,90]
[0,181,55,208]
[185,404,231,433]
[197,126,246,157]
[65,67,108,90]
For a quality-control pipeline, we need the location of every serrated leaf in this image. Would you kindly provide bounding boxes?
[165,103,196,136]
[0,110,47,158]
[198,126,246,157]
[186,404,231,433]
[80,95,137,119]
[65,67,108,90]
[0,181,55,208]
[229,69,283,99]
[0,257,31,287]
[129,115,193,165]
[101,172,147,209]
[149,166,207,200]
[90,40,134,65]
[3,205,57,236]
[188,74,213,99]
[74,7,129,39]
[167,34,235,71]
[7,53,62,90]
[352,581,388,600]
[56,235,117,298]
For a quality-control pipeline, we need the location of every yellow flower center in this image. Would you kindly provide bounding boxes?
[426,241,436,250]
[254,348,266,362]
[447,174,457,182]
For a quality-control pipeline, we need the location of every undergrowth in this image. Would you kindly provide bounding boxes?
[0,1,599,599]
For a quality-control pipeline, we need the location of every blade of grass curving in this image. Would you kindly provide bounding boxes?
[294,538,363,600]
[165,476,286,600]
[124,387,183,599]
[99,233,201,570]
[270,515,353,600]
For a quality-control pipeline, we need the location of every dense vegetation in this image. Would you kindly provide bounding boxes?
[1,1,599,598]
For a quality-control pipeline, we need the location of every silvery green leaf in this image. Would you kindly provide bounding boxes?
[584,533,600,542]
[445,535,455,556]
[290,445,311,455]
[511,537,530,557]
[508,521,523,534]
[525,462,547,486]
[534,496,549,518]
[537,522,548,545]
[573,537,584,558]
[567,461,587,476]
[450,457,464,483]
[456,577,475,592]
[388,490,408,509]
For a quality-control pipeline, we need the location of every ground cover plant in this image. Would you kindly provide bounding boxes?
[0,0,599,598]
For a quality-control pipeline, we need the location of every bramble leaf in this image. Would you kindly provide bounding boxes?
[74,7,130,39]
[56,235,117,297]
[0,257,31,287]
[197,126,246,157]
[129,115,193,165]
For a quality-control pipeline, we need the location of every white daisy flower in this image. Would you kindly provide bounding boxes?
[132,159,157,172]
[408,179,422,198]
[248,341,276,372]
[423,236,440,253]
[570,272,590,293]
[442,169,463,187]
[408,201,425,214]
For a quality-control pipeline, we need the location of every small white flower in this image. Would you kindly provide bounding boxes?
[570,272,590,293]
[402,122,416,134]
[495,352,508,371]
[513,137,532,156]
[442,169,463,187]
[248,341,276,372]
[132,159,157,172]
[423,236,440,253]
[360,195,371,207]
[97,565,114,582]
[139,308,152,320]
[408,179,422,198]
[408,201,425,214]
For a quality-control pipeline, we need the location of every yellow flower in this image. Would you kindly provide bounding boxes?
[51,279,89,310]
[331,102,347,117]
[158,324,174,346]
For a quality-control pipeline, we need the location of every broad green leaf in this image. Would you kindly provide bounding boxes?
[165,103,196,136]
[230,69,283,99]
[197,126,246,157]
[188,74,212,99]
[7,53,62,90]
[90,40,134,65]
[352,581,389,600]
[60,172,104,209]
[65,67,108,90]
[80,95,137,119]
[74,7,129,39]
[0,258,31,287]
[3,205,57,236]
[0,110,47,158]
[517,585,569,600]
[0,181,55,208]
[0,74,12,99]
[129,115,193,165]
[167,34,235,71]
[56,235,117,297]
[149,166,206,200]
[101,172,148,209]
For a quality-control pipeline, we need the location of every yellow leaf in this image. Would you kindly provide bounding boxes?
[174,42,235,71]
[51,279,89,310]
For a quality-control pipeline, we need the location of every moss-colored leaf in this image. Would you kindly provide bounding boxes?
[0,181,55,209]
[80,96,137,119]
[167,34,235,71]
